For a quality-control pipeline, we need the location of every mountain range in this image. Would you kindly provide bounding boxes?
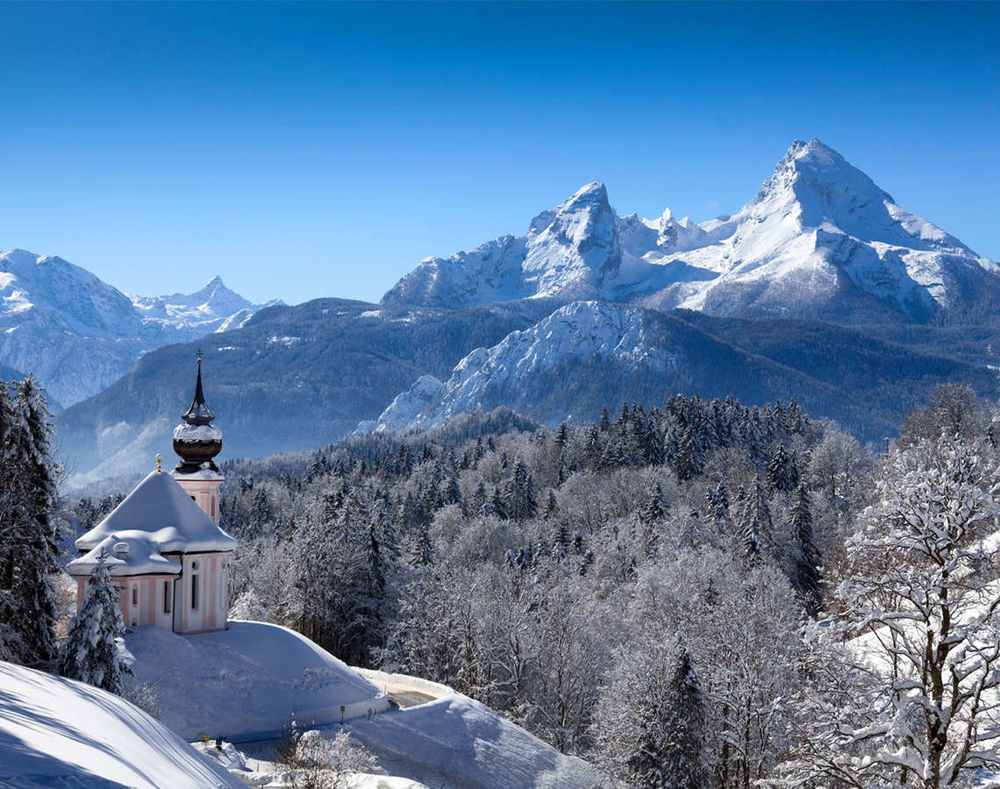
[0,249,276,407]
[6,138,1000,487]
[384,139,999,324]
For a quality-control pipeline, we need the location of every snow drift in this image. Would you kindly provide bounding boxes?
[0,660,241,788]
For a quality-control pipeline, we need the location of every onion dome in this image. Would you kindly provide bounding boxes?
[173,352,223,474]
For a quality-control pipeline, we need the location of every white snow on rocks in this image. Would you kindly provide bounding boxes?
[382,139,998,324]
[362,300,678,433]
[0,249,275,406]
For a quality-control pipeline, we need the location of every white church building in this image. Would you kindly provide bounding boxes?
[68,356,236,634]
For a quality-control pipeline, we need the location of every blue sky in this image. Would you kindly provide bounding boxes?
[1,2,997,305]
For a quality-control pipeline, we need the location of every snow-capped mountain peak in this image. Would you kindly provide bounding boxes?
[0,249,277,406]
[131,275,256,324]
[522,181,621,297]
[384,139,999,323]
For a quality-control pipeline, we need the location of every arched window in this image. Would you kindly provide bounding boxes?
[191,561,200,610]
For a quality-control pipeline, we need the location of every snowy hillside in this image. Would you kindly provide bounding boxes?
[0,660,241,788]
[383,140,1000,323]
[0,249,274,406]
[360,301,1000,438]
[127,621,389,740]
[126,624,599,789]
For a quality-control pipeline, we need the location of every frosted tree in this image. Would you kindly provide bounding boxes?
[592,633,709,788]
[787,485,822,616]
[738,481,771,559]
[58,553,132,694]
[0,376,60,667]
[780,435,1000,788]
[766,444,798,493]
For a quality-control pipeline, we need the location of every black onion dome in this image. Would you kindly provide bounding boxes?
[173,355,223,474]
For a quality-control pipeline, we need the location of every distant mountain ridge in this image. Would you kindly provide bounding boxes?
[0,249,277,406]
[39,139,1000,486]
[383,139,999,323]
[362,301,1000,439]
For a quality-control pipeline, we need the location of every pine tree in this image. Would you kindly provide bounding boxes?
[58,553,132,694]
[789,485,822,616]
[501,460,536,522]
[738,481,771,560]
[766,443,799,493]
[0,377,60,667]
[592,635,709,788]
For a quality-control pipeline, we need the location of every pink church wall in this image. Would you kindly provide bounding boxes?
[177,552,229,635]
[74,554,230,635]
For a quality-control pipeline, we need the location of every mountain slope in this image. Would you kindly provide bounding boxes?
[364,302,1000,442]
[383,140,999,324]
[57,299,543,487]
[0,660,241,788]
[0,249,274,406]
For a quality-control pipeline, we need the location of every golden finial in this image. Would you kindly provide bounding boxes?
[197,349,203,366]
[155,453,162,472]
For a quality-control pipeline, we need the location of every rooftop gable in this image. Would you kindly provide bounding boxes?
[76,470,237,554]
[67,534,182,577]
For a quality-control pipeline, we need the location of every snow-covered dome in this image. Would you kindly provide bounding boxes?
[74,470,236,555]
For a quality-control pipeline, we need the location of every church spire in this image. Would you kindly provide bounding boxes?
[173,351,223,474]
[181,349,215,426]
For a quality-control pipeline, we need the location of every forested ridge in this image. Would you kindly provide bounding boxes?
[55,384,1000,786]
[106,384,990,788]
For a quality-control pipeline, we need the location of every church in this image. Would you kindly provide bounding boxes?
[67,355,236,634]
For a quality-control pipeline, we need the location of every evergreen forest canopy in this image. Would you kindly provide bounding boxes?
[17,380,1000,788]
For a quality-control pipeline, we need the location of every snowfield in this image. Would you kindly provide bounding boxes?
[340,685,602,789]
[128,620,390,740]
[126,622,600,789]
[0,660,241,788]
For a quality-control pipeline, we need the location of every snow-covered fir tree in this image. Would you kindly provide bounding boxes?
[0,376,60,667]
[58,552,132,694]
[592,634,709,788]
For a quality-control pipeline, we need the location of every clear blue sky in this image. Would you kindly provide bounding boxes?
[1,2,997,305]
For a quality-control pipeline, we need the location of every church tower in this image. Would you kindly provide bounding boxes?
[171,352,224,523]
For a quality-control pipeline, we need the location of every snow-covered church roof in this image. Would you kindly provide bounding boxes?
[67,534,183,578]
[75,470,237,557]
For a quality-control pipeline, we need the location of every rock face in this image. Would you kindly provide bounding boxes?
[383,139,999,324]
[0,249,275,406]
[361,301,1000,442]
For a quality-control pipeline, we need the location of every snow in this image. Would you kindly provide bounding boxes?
[127,621,389,740]
[173,421,223,442]
[381,139,999,324]
[0,660,241,788]
[67,533,182,576]
[364,301,679,433]
[0,250,272,407]
[364,375,445,434]
[336,683,600,788]
[129,275,256,326]
[75,470,237,554]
